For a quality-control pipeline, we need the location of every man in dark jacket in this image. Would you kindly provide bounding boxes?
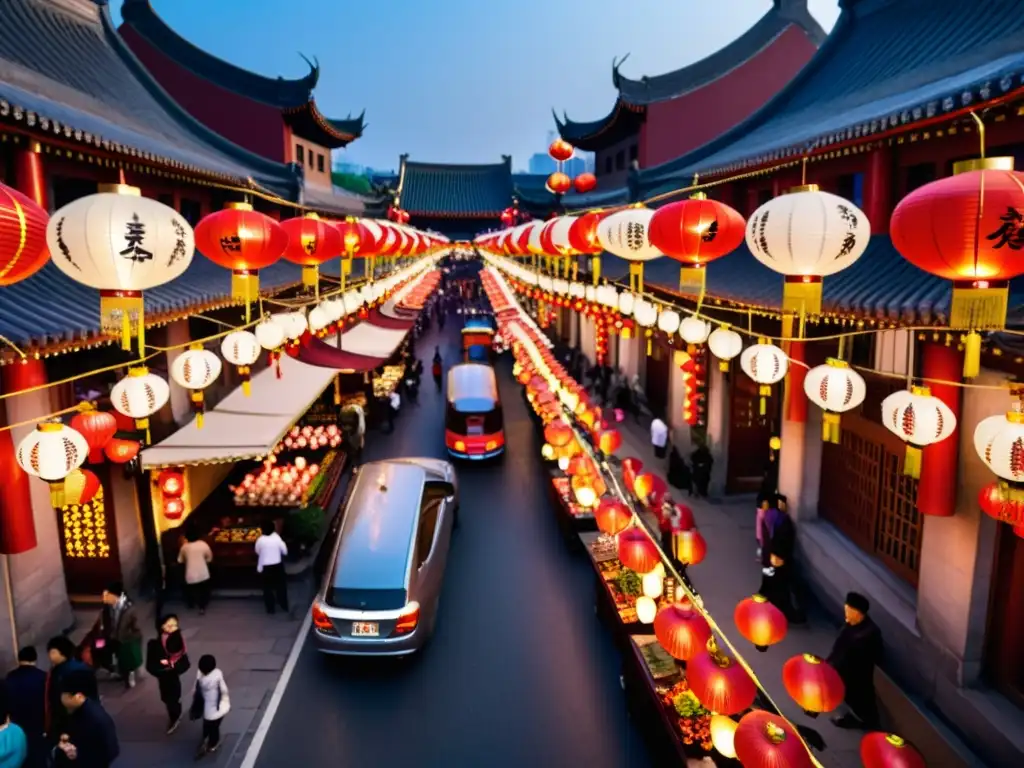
[54,670,119,767]
[6,646,47,767]
[45,637,96,742]
[828,592,883,730]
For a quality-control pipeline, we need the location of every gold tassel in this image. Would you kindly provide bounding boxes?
[100,290,143,352]
[963,331,982,379]
[591,256,601,285]
[950,283,1008,331]
[760,396,767,416]
[783,277,823,317]
[629,263,644,293]
[822,412,841,444]
[302,266,320,296]
[903,445,923,478]
[191,391,205,429]
[719,360,729,372]
[679,266,707,296]
[231,271,258,324]
[241,366,251,397]
[334,374,342,405]
[49,481,67,509]
[136,416,151,446]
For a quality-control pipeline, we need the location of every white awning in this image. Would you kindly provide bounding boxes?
[141,341,341,469]
[339,323,408,359]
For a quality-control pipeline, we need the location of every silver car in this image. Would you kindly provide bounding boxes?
[311,458,458,656]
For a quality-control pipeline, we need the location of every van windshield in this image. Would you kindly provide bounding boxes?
[325,586,407,611]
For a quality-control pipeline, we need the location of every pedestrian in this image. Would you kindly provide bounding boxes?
[254,521,289,614]
[432,348,443,392]
[53,670,119,767]
[178,527,214,614]
[758,507,804,623]
[88,582,143,689]
[630,375,647,422]
[690,442,713,498]
[379,394,394,434]
[0,687,28,768]
[191,654,230,759]
[6,646,46,768]
[389,388,401,420]
[650,415,669,459]
[667,445,692,495]
[146,613,190,735]
[828,592,884,731]
[754,496,771,559]
[658,499,675,556]
[45,637,95,742]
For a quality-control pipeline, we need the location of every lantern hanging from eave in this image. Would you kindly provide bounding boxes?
[634,471,668,508]
[653,600,712,661]
[782,653,845,716]
[649,194,746,298]
[574,173,597,194]
[597,207,661,293]
[891,157,1024,377]
[63,468,102,506]
[734,710,813,768]
[881,385,957,478]
[170,344,223,429]
[279,213,342,296]
[546,172,572,196]
[0,180,50,286]
[707,325,742,371]
[617,526,661,573]
[734,594,788,652]
[194,202,287,322]
[860,733,927,768]
[746,185,870,320]
[803,358,867,443]
[220,330,261,396]
[47,183,195,351]
[688,639,758,716]
[740,339,789,415]
[549,138,574,162]
[568,211,606,285]
[110,366,170,444]
[69,405,117,464]
[16,421,89,507]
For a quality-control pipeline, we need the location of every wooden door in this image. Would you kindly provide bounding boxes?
[644,340,671,420]
[726,372,773,493]
[59,464,123,599]
[985,524,1024,707]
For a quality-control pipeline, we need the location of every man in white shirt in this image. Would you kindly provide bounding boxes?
[254,521,289,614]
[650,417,669,460]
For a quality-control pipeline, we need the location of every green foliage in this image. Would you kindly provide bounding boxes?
[615,567,642,597]
[673,690,709,718]
[331,172,372,195]
[283,505,325,547]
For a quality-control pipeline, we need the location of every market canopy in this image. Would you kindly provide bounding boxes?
[140,352,340,469]
[338,322,409,359]
[292,332,388,372]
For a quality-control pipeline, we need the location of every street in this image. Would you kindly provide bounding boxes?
[249,319,654,768]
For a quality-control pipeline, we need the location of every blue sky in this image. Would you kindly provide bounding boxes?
[110,0,840,172]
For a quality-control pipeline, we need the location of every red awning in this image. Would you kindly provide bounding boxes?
[367,309,415,330]
[287,331,387,372]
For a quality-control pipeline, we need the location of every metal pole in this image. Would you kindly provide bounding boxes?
[3,555,18,658]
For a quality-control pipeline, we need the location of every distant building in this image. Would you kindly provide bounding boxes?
[563,156,586,178]
[528,153,557,175]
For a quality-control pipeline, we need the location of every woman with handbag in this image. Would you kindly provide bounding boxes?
[88,582,144,688]
[146,614,189,735]
[191,655,230,758]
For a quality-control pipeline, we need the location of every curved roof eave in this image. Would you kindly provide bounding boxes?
[553,102,645,151]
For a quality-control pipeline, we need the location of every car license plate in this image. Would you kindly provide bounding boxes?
[352,622,379,637]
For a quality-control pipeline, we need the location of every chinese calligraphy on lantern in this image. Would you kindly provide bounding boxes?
[168,219,188,267]
[626,222,646,251]
[701,219,719,243]
[120,214,153,262]
[835,204,860,259]
[220,235,242,253]
[987,207,1024,250]
[301,234,318,255]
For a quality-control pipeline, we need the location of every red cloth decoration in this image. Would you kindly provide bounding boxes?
[70,409,117,464]
[594,498,631,536]
[0,180,50,286]
[573,173,597,194]
[195,205,287,272]
[279,214,343,267]
[648,198,746,267]
[734,594,788,651]
[734,710,813,768]
[617,527,660,573]
[653,600,711,661]
[548,138,574,162]
[688,645,758,715]
[860,733,927,768]
[917,342,960,516]
[546,172,571,195]
[782,653,845,714]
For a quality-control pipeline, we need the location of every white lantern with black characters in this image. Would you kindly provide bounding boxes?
[46,184,194,351]
[803,358,867,443]
[740,339,789,415]
[745,186,870,317]
[220,330,260,397]
[111,366,170,443]
[882,385,957,478]
[16,421,90,506]
[597,207,661,293]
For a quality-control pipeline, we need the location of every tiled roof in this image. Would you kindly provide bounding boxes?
[281,102,364,148]
[300,184,368,216]
[600,236,1024,325]
[0,0,298,195]
[398,156,513,218]
[553,102,646,151]
[639,0,1024,189]
[119,0,317,110]
[614,0,825,106]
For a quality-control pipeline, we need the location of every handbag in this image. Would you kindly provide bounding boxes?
[189,681,204,721]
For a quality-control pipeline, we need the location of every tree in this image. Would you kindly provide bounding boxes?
[330,171,372,195]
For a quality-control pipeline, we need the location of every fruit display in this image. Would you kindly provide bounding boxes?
[659,679,713,751]
[372,364,406,398]
[338,392,368,411]
[591,533,618,561]
[275,424,342,453]
[212,526,261,545]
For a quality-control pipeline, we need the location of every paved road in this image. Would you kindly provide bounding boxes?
[252,318,653,768]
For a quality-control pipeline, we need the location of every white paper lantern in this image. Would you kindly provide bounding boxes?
[569,282,585,299]
[642,571,665,599]
[582,284,595,302]
[220,330,260,397]
[111,366,170,440]
[740,342,789,416]
[255,319,285,351]
[17,421,90,507]
[597,208,661,262]
[527,220,545,255]
[271,312,306,340]
[46,185,195,351]
[883,386,958,478]
[171,345,223,429]
[745,188,870,316]
[308,305,331,333]
[633,299,658,328]
[708,326,743,371]
[548,216,577,254]
[342,289,363,315]
[680,316,711,345]
[618,292,635,316]
[552,278,570,295]
[657,309,681,335]
[636,596,658,624]
[803,358,866,443]
[596,284,618,308]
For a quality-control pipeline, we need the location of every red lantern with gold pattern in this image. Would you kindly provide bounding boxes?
[573,173,597,194]
[548,138,574,163]
[890,158,1024,377]
[653,600,712,661]
[63,468,101,505]
[195,203,287,313]
[157,469,185,498]
[104,438,140,464]
[595,497,631,536]
[649,196,746,295]
[734,594,788,652]
[597,428,622,456]
[782,653,845,716]
[688,640,758,715]
[617,527,660,573]
[673,528,707,566]
[860,733,926,768]
[279,213,342,290]
[734,710,813,768]
[546,172,572,196]
[979,481,1024,530]
[621,457,644,494]
[70,408,117,464]
[0,180,50,286]
[568,212,605,254]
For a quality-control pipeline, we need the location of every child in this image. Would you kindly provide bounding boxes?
[194,654,230,758]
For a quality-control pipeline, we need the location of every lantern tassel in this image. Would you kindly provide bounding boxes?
[629,263,644,294]
[302,265,319,293]
[334,374,342,406]
[136,417,151,446]
[591,256,601,286]
[719,360,729,373]
[679,266,707,296]
[821,412,842,444]
[49,481,67,509]
[240,366,251,396]
[963,331,982,379]
[100,290,143,352]
[231,270,258,325]
[760,396,767,417]
[191,391,205,429]
[903,445,923,478]
[783,276,823,317]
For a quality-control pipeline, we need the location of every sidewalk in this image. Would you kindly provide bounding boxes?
[70,580,311,767]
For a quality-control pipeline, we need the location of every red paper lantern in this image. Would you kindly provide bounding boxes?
[617,527,660,573]
[546,172,572,196]
[63,469,101,505]
[544,419,574,448]
[70,408,118,464]
[673,502,696,531]
[0,180,50,286]
[621,457,644,493]
[568,212,605,254]
[648,197,746,293]
[195,203,287,305]
[279,213,342,288]
[860,733,926,768]
[164,497,185,520]
[548,138,574,162]
[634,472,667,507]
[597,428,622,456]
[573,173,597,194]
[688,642,758,715]
[978,481,1024,528]
[734,594,788,651]
[104,438,140,464]
[653,600,712,661]
[782,653,845,715]
[158,469,185,498]
[516,369,532,385]
[734,710,813,768]
[674,528,707,566]
[595,498,631,536]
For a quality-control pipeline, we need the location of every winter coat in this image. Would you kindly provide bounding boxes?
[196,669,231,721]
